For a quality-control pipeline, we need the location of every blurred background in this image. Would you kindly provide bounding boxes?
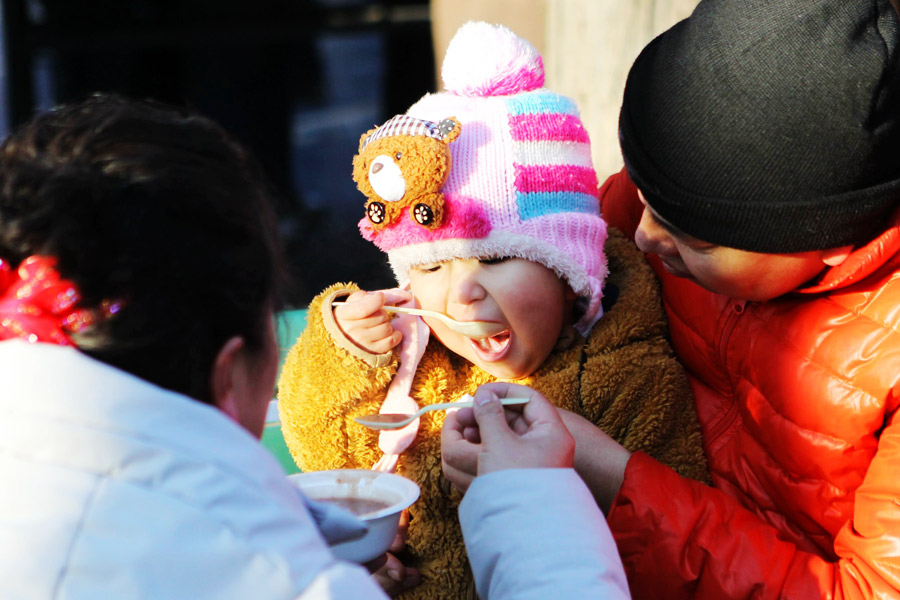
[0,0,697,309]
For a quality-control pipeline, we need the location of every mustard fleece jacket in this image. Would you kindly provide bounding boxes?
[278,228,708,599]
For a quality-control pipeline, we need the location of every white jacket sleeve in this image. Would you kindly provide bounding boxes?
[459,468,630,600]
[295,496,390,599]
[297,562,390,599]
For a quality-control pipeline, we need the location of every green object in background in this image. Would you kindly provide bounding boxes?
[275,309,308,380]
[262,422,301,474]
[260,308,308,474]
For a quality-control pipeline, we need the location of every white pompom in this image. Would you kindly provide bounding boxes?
[441,21,544,97]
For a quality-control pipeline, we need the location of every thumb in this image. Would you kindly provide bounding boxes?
[471,391,513,444]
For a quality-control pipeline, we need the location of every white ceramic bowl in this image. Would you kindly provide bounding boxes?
[289,469,420,563]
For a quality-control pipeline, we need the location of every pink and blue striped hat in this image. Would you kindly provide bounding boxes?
[360,21,608,333]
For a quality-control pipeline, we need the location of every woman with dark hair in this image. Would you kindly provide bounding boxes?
[0,93,349,597]
[0,93,286,414]
[0,94,629,599]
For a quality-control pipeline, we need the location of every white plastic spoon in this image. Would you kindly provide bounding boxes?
[331,301,506,339]
[353,396,530,430]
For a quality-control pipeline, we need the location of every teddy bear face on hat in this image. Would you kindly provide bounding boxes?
[352,115,461,230]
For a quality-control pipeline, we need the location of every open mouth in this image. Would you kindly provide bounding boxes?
[470,329,511,361]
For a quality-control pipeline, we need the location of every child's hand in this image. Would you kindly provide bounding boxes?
[441,383,575,493]
[365,510,421,596]
[334,289,412,355]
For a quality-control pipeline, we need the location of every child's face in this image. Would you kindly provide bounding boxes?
[408,257,574,379]
[634,192,834,301]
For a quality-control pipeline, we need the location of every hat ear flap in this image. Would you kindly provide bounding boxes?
[358,127,378,153]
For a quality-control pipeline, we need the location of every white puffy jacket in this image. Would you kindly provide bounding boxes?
[0,341,383,599]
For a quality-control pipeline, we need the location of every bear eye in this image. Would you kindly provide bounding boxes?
[395,152,402,160]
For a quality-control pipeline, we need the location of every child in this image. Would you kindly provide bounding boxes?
[278,22,707,599]
[472,0,900,597]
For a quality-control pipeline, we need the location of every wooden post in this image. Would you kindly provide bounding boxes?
[430,0,699,180]
[545,0,699,179]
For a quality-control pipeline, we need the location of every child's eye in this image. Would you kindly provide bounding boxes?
[479,256,511,265]
[414,263,441,273]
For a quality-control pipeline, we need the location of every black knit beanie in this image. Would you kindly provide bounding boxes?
[619,0,900,253]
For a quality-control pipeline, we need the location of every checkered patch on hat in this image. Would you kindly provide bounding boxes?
[361,115,455,150]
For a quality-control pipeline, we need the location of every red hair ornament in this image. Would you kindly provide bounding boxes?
[0,256,118,346]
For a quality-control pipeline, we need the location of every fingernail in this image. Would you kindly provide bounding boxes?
[388,570,402,581]
[475,393,492,406]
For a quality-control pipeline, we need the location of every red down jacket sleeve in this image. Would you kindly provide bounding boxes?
[607,394,900,599]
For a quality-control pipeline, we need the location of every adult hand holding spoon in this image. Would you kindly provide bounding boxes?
[441,383,575,493]
[354,395,530,430]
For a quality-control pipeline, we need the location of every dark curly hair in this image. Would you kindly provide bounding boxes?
[0,93,288,403]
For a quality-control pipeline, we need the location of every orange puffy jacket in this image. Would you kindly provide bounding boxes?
[600,168,900,599]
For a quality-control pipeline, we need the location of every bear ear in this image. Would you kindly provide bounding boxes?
[437,117,462,143]
[358,127,379,153]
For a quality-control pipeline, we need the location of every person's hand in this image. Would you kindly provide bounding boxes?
[334,289,412,354]
[364,510,421,596]
[441,383,575,493]
[555,408,632,514]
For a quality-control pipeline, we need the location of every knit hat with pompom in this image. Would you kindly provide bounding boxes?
[359,21,608,334]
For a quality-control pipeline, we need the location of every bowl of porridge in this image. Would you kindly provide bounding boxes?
[288,469,420,563]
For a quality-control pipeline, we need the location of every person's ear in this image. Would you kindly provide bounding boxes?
[821,245,854,267]
[210,336,246,424]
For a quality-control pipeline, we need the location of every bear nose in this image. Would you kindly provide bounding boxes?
[371,163,383,174]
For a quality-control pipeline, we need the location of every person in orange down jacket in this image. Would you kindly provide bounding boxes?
[607,0,900,597]
[445,0,900,598]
